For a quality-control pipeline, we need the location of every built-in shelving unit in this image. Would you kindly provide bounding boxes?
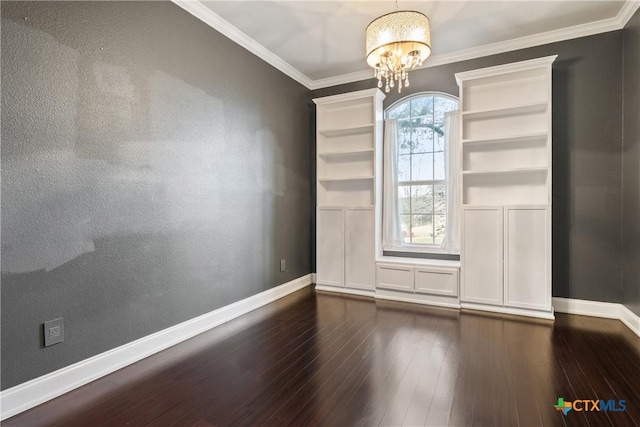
[313,89,385,291]
[456,55,556,319]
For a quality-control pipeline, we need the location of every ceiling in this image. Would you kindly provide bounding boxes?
[173,0,640,89]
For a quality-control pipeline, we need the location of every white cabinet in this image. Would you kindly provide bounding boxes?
[460,207,503,306]
[376,264,414,291]
[345,208,375,289]
[414,267,459,297]
[376,260,459,298]
[317,207,375,290]
[456,56,555,319]
[314,89,385,292]
[460,205,551,315]
[317,207,344,287]
[504,207,551,311]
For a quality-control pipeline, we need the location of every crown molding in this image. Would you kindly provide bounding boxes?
[313,1,640,89]
[171,0,314,89]
[173,0,640,91]
[620,0,640,27]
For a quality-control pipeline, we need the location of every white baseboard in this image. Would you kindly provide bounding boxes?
[0,274,312,421]
[620,305,640,338]
[311,273,317,284]
[553,297,640,338]
[461,302,555,320]
[552,297,620,319]
[375,289,461,309]
[314,284,375,298]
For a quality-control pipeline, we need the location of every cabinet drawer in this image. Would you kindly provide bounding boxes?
[376,264,414,291]
[415,267,459,297]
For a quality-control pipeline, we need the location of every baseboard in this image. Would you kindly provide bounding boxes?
[552,297,620,319]
[461,302,555,320]
[311,273,317,284]
[0,274,312,421]
[375,289,461,309]
[620,305,640,338]
[553,297,640,338]
[314,284,375,298]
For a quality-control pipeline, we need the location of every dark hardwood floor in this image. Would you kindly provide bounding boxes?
[5,286,640,427]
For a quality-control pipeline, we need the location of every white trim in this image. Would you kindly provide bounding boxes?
[313,2,639,89]
[620,305,640,338]
[375,289,460,310]
[172,0,639,90]
[620,0,640,28]
[170,0,313,89]
[312,87,382,105]
[376,256,460,268]
[0,274,312,421]
[552,297,620,319]
[311,273,317,284]
[461,302,555,320]
[455,55,558,85]
[314,284,375,298]
[553,297,640,339]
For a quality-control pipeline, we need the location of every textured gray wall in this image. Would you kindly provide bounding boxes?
[312,32,625,304]
[1,1,311,389]
[623,9,640,317]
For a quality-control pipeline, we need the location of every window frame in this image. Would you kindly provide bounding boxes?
[385,91,459,255]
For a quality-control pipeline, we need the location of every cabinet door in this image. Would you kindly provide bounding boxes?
[504,206,550,311]
[415,267,459,297]
[317,208,344,287]
[376,264,414,291]
[461,207,503,305]
[345,208,375,290]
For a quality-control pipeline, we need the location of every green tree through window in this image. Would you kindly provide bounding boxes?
[387,93,458,245]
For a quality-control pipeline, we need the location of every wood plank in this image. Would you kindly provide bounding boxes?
[4,291,640,427]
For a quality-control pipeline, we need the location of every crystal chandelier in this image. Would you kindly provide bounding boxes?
[365,10,431,93]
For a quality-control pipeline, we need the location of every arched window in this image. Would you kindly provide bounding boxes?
[386,93,459,249]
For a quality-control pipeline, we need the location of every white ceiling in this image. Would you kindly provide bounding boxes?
[173,0,640,89]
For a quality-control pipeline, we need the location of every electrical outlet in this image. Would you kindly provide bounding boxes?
[44,318,64,347]
[280,259,287,272]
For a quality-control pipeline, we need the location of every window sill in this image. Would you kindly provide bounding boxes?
[376,255,460,268]
[383,245,459,255]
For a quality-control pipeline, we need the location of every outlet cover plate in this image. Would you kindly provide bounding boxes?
[280,259,286,272]
[44,318,64,347]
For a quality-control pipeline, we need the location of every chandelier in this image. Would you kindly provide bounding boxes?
[365,10,431,93]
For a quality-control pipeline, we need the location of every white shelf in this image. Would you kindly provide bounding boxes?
[318,124,374,137]
[462,167,548,176]
[461,102,548,119]
[319,175,374,183]
[462,132,548,146]
[318,205,374,209]
[318,148,374,158]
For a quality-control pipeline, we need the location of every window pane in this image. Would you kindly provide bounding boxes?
[398,185,411,214]
[434,183,446,213]
[397,119,412,154]
[411,215,434,244]
[412,118,434,154]
[434,152,446,180]
[411,185,433,214]
[388,101,411,119]
[398,154,411,182]
[411,153,434,181]
[435,96,458,114]
[400,214,411,242]
[411,96,433,117]
[434,215,446,244]
[385,94,458,248]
